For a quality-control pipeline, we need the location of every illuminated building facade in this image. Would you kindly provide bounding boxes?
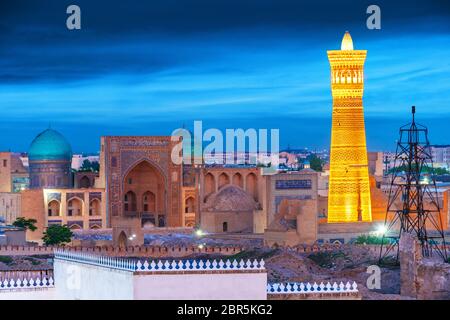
[327,32,372,222]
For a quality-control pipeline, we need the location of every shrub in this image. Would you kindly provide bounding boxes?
[354,234,390,245]
[42,225,73,246]
[12,217,37,232]
[0,256,13,264]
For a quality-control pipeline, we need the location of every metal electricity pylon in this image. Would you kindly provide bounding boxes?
[380,106,447,261]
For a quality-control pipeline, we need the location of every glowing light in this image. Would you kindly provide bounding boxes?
[374,224,387,236]
[198,244,204,249]
[341,31,354,50]
[195,229,204,237]
[327,32,372,223]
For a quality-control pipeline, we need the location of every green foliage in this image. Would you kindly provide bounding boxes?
[307,154,324,172]
[78,159,100,172]
[0,256,13,264]
[42,225,73,246]
[354,234,390,245]
[387,165,449,175]
[256,162,271,168]
[12,217,37,232]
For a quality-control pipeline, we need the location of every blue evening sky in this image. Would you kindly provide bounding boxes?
[0,0,449,153]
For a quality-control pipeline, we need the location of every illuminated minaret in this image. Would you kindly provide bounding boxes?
[327,32,372,222]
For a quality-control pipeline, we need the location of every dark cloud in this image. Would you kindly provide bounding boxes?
[0,0,449,152]
[0,0,449,83]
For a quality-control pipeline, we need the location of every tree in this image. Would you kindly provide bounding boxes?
[307,154,324,172]
[42,225,73,246]
[12,217,37,232]
[387,165,449,175]
[78,159,100,172]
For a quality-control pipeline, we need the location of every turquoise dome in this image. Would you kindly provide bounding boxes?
[28,129,72,161]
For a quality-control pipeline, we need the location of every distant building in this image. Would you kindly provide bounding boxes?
[368,151,384,178]
[0,193,21,225]
[0,152,29,192]
[264,169,319,246]
[0,225,26,245]
[430,145,450,168]
[71,154,100,170]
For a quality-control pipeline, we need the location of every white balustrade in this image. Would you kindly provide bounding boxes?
[54,249,265,273]
[267,281,358,294]
[0,277,54,291]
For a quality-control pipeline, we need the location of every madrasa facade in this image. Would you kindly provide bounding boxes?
[0,127,321,244]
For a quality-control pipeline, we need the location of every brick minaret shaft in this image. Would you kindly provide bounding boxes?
[327,32,372,222]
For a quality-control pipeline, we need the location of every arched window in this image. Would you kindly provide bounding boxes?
[67,198,83,216]
[218,172,230,189]
[142,191,156,212]
[80,176,91,188]
[185,197,195,213]
[222,222,228,232]
[89,199,101,216]
[246,172,258,201]
[158,215,166,227]
[48,200,60,217]
[118,231,127,248]
[124,191,137,212]
[232,173,243,188]
[204,173,215,196]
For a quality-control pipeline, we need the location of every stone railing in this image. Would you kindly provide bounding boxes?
[0,277,54,291]
[54,249,265,273]
[134,258,265,272]
[267,281,358,294]
[0,244,242,257]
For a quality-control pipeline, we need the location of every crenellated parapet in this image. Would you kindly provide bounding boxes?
[0,244,242,257]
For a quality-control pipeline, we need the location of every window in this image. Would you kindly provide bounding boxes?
[2,159,7,167]
[142,191,155,212]
[48,200,60,217]
[67,199,82,216]
[124,191,136,212]
[128,178,132,184]
[222,222,228,232]
[89,199,101,216]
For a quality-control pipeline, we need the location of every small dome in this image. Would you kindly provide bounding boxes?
[28,128,72,161]
[204,185,259,212]
[341,31,354,50]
